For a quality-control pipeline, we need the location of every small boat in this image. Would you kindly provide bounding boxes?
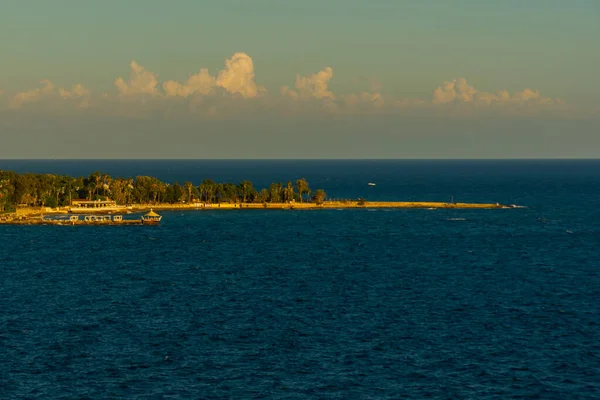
[368,182,376,186]
[141,210,162,225]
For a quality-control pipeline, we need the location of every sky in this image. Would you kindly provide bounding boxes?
[0,0,599,159]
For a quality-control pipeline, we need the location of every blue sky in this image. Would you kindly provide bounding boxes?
[0,0,599,158]
[1,0,598,99]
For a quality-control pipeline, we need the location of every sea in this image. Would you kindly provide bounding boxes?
[1,159,599,399]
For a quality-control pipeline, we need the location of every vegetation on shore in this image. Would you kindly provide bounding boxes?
[0,170,327,212]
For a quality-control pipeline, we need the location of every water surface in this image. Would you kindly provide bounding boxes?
[1,160,599,398]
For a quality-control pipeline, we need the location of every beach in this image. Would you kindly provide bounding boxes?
[0,200,510,224]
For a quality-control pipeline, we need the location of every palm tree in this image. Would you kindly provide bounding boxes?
[269,182,282,203]
[92,172,102,198]
[295,178,310,203]
[238,180,254,203]
[184,181,193,203]
[257,188,269,203]
[284,181,294,202]
[102,173,112,198]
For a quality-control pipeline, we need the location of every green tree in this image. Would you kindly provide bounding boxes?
[133,176,154,204]
[295,178,310,203]
[86,171,102,200]
[312,189,327,204]
[237,180,255,203]
[184,181,194,203]
[256,188,269,203]
[284,181,294,202]
[199,178,216,203]
[269,182,282,203]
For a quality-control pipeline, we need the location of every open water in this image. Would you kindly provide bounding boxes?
[1,160,599,399]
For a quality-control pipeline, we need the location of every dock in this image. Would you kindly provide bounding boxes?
[1,219,145,226]
[0,211,162,226]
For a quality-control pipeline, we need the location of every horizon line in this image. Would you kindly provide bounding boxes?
[2,157,600,161]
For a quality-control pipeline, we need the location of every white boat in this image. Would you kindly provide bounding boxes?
[368,182,376,186]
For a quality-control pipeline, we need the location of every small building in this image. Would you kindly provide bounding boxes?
[71,199,117,209]
[141,210,162,225]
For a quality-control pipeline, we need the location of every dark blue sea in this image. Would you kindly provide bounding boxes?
[1,160,599,399]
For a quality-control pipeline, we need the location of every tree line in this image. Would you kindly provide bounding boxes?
[0,170,328,211]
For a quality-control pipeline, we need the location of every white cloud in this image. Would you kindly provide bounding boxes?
[10,80,55,108]
[511,88,558,105]
[114,61,159,97]
[432,78,477,104]
[59,83,90,100]
[432,78,561,107]
[9,81,91,109]
[59,84,91,108]
[216,52,263,98]
[0,54,576,118]
[161,52,263,99]
[282,67,335,100]
[474,90,510,105]
[163,68,216,97]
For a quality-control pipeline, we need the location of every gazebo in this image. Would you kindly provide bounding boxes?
[141,210,162,225]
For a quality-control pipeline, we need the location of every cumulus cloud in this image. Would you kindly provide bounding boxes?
[0,53,573,118]
[432,78,477,104]
[114,61,159,97]
[474,90,511,105]
[8,80,91,109]
[344,92,384,108]
[216,52,263,98]
[282,67,335,100]
[10,80,55,108]
[511,88,559,105]
[163,68,216,97]
[59,84,91,108]
[432,78,560,107]
[59,83,90,99]
[161,52,263,99]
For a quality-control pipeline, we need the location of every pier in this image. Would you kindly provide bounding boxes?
[1,218,146,226]
[0,211,162,226]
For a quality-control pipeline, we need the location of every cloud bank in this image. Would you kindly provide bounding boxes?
[8,80,90,109]
[3,52,572,118]
[432,78,559,107]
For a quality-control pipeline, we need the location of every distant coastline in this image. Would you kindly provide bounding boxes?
[0,201,513,225]
[0,169,515,222]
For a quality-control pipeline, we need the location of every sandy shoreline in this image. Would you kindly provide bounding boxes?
[140,201,508,211]
[1,200,513,221]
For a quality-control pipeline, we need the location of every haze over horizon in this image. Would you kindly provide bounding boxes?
[1,0,599,159]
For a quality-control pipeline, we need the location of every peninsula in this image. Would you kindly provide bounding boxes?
[0,169,514,223]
